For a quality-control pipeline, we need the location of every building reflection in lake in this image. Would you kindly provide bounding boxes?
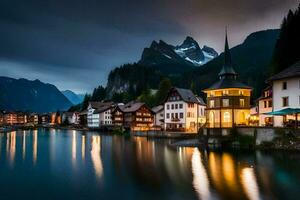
[22,130,26,160]
[33,129,38,165]
[72,131,77,168]
[81,135,86,161]
[6,131,16,167]
[91,135,103,179]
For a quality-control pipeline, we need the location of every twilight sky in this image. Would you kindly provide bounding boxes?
[0,0,299,93]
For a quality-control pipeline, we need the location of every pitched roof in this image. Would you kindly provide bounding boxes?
[152,105,164,113]
[89,101,113,109]
[204,78,252,91]
[218,31,237,78]
[268,60,300,81]
[169,87,206,105]
[121,101,145,113]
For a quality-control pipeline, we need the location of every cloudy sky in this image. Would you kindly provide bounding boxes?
[0,0,299,93]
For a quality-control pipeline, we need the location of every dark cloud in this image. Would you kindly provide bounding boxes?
[0,0,299,93]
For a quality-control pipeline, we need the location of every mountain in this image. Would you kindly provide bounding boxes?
[138,37,218,74]
[178,29,280,99]
[106,30,279,103]
[62,90,84,105]
[0,77,72,113]
[174,36,218,65]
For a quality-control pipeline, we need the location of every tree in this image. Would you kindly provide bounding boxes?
[155,78,172,105]
[81,94,91,111]
[91,86,106,101]
[271,4,300,74]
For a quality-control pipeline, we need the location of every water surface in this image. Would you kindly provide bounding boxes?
[0,128,299,200]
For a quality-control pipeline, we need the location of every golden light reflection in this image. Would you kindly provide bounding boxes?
[22,131,26,160]
[192,148,211,200]
[91,135,103,179]
[7,131,16,166]
[81,135,85,160]
[72,131,77,167]
[241,167,260,200]
[33,130,38,165]
[222,153,236,188]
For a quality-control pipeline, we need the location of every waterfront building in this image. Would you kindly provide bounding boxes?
[112,101,154,131]
[164,87,206,133]
[50,112,62,125]
[40,113,51,124]
[87,102,114,128]
[249,106,259,126]
[257,86,273,126]
[152,105,164,129]
[203,33,252,128]
[62,112,79,124]
[1,111,27,125]
[78,110,87,125]
[267,60,300,127]
[28,113,39,125]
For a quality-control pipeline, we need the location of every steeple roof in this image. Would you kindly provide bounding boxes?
[218,30,237,78]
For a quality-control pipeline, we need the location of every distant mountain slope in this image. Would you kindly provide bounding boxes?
[178,29,280,98]
[106,29,279,102]
[138,37,218,74]
[0,77,72,113]
[62,90,84,105]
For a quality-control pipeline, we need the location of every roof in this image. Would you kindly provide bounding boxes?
[94,104,113,114]
[268,60,300,81]
[89,101,113,109]
[152,105,164,113]
[121,101,145,113]
[204,78,252,91]
[171,87,205,105]
[79,110,88,115]
[218,30,237,78]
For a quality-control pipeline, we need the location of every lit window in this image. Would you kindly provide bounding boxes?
[282,97,289,107]
[223,112,230,122]
[223,90,229,95]
[222,99,229,107]
[240,99,245,107]
[239,90,244,96]
[210,100,215,108]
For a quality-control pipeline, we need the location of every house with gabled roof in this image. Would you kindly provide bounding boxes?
[164,87,206,133]
[267,60,300,127]
[112,101,154,131]
[87,101,114,128]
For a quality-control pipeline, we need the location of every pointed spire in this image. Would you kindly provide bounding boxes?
[218,28,237,79]
[224,28,232,66]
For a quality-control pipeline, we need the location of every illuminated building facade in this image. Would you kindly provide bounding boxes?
[203,33,252,128]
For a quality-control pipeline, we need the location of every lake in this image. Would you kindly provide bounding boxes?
[0,128,299,200]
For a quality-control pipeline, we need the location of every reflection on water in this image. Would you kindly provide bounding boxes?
[241,167,260,200]
[0,129,300,200]
[33,129,37,164]
[192,148,212,200]
[91,135,103,179]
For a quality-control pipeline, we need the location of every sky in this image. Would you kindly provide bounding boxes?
[0,0,299,93]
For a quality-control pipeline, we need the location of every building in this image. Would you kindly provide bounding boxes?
[78,110,87,126]
[1,111,27,125]
[203,33,252,128]
[62,112,79,124]
[257,86,273,126]
[28,113,39,125]
[50,112,62,125]
[267,61,300,127]
[164,87,206,133]
[87,102,114,128]
[112,101,154,131]
[152,105,164,129]
[249,106,259,126]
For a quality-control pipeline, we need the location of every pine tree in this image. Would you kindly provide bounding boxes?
[271,4,300,74]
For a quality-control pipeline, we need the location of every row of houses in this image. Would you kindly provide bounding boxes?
[84,87,207,132]
[0,111,80,126]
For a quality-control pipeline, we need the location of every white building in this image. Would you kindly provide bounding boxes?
[62,112,79,124]
[87,102,114,128]
[164,87,206,133]
[257,86,273,126]
[268,61,300,127]
[152,105,164,129]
